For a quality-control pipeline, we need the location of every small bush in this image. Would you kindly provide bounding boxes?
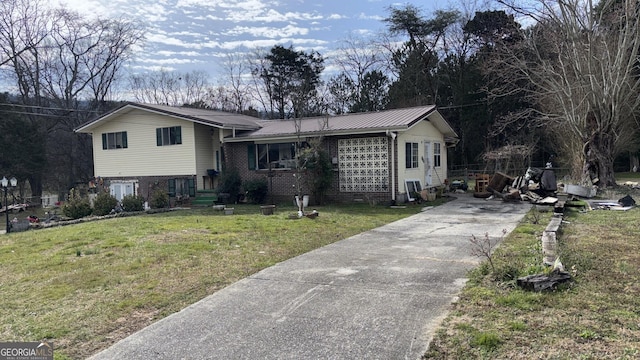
[299,145,333,205]
[122,194,145,212]
[216,167,242,203]
[63,188,92,219]
[244,178,268,204]
[93,192,118,216]
[150,189,169,208]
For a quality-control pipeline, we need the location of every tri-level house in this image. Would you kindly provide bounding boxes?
[75,102,458,205]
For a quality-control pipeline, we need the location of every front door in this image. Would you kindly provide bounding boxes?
[424,142,433,186]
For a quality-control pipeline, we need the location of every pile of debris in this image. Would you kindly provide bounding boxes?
[473,168,562,205]
[473,168,636,211]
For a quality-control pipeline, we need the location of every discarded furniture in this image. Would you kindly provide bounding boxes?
[475,174,490,193]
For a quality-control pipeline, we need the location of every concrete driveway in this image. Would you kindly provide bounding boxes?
[90,193,530,360]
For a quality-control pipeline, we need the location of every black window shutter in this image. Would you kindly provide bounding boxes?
[175,126,182,144]
[102,133,107,150]
[156,128,162,146]
[168,179,176,197]
[188,178,195,197]
[247,144,256,170]
[122,132,128,149]
[405,143,411,168]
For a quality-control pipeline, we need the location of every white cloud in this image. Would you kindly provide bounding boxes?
[139,57,204,65]
[218,37,327,50]
[358,12,385,21]
[136,3,171,23]
[327,13,347,20]
[224,25,309,38]
[46,0,412,86]
[156,50,203,57]
[147,33,220,49]
[225,9,323,23]
[353,28,375,36]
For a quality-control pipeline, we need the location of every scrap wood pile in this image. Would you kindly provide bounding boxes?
[473,168,636,211]
[472,168,559,203]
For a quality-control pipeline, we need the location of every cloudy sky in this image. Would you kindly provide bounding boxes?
[53,0,446,81]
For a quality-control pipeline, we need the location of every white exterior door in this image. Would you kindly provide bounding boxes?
[110,181,136,201]
[424,142,433,186]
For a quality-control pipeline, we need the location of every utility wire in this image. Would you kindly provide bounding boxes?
[0,102,101,113]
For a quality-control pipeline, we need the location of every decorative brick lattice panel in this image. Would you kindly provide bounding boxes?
[338,137,389,192]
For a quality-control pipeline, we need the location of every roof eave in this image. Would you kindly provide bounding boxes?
[74,102,261,133]
[223,126,409,142]
[74,102,133,133]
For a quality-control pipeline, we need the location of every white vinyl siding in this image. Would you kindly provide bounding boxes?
[194,123,216,190]
[397,120,448,189]
[92,109,197,177]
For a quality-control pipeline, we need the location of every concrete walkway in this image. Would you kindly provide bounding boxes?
[90,194,530,360]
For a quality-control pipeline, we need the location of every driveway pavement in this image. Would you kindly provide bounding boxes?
[89,193,531,360]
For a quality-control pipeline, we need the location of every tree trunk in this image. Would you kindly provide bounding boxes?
[582,139,616,187]
[631,154,639,172]
[29,174,43,199]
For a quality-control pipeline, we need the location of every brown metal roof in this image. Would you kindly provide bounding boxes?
[75,103,459,145]
[75,102,262,133]
[225,105,458,141]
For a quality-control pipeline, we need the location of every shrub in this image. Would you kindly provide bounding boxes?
[122,194,145,212]
[216,167,242,203]
[243,178,268,204]
[150,189,169,208]
[299,146,333,205]
[62,188,92,219]
[93,192,118,216]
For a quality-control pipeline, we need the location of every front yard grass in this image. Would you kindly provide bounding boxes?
[424,204,640,359]
[0,202,427,359]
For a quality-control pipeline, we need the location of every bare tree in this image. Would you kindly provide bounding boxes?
[246,47,273,117]
[218,52,251,113]
[0,0,145,196]
[129,69,180,105]
[0,0,50,105]
[334,37,386,97]
[205,85,235,112]
[495,0,640,186]
[326,72,355,114]
[128,69,209,106]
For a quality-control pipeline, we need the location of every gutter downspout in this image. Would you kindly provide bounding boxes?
[387,131,397,203]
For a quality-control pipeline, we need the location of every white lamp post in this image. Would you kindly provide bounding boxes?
[1,176,18,234]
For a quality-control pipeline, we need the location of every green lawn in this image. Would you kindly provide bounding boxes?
[0,202,428,359]
[616,171,640,182]
[424,199,640,359]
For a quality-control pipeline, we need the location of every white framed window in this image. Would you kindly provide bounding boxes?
[434,142,441,167]
[405,142,419,168]
[248,142,298,170]
[168,178,195,197]
[156,126,182,146]
[405,179,422,201]
[110,181,137,201]
[102,131,127,150]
